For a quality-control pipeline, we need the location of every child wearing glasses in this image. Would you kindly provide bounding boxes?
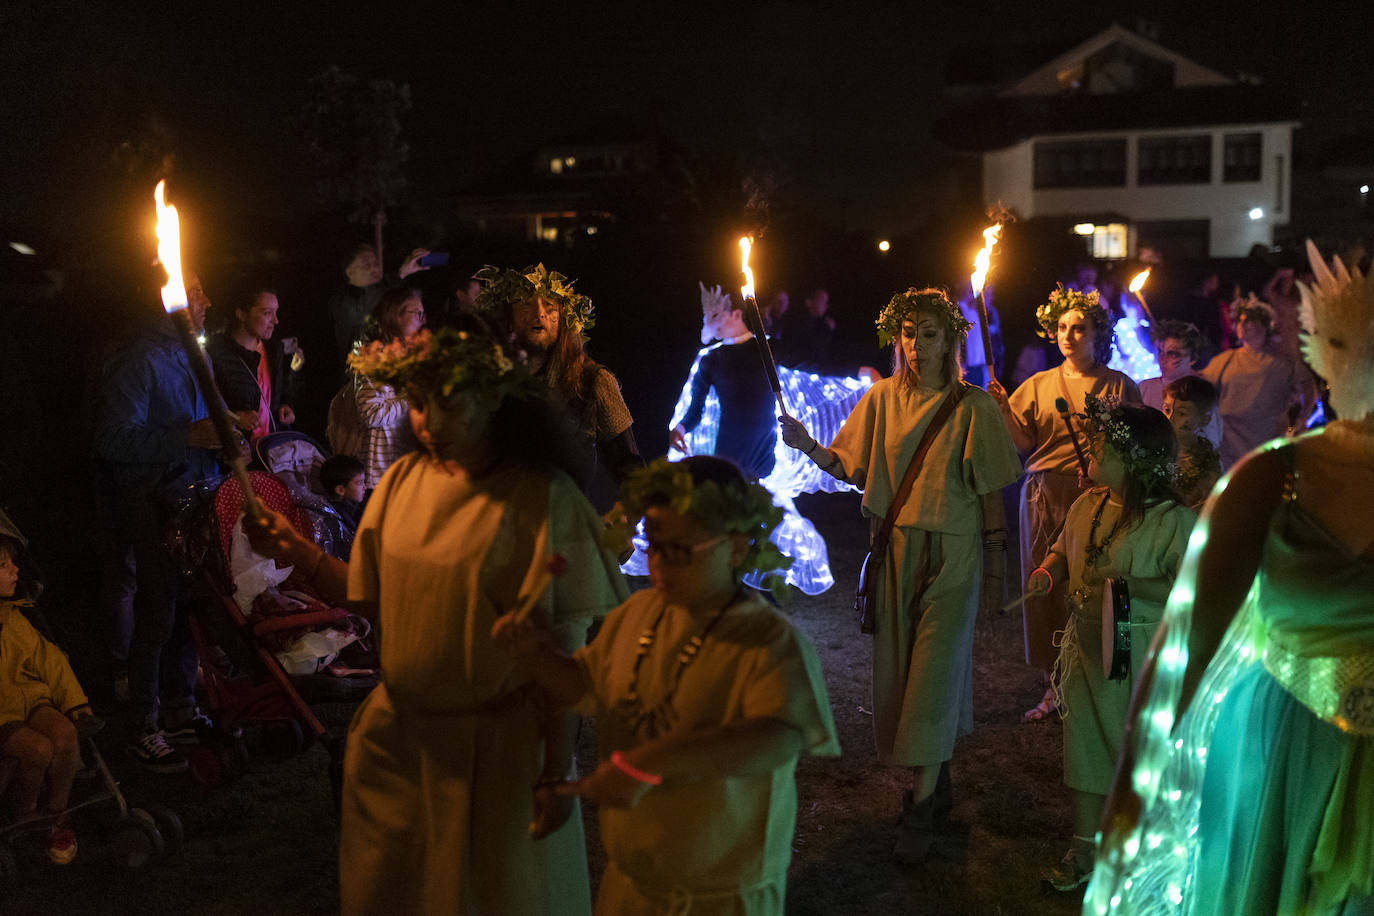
[492,456,839,915]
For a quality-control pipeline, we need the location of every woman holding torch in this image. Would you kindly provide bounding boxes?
[780,288,1021,862]
[987,285,1141,721]
[247,317,627,916]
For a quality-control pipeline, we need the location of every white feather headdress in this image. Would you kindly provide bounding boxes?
[1299,239,1374,418]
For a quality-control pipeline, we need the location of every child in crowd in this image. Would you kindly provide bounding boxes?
[1025,398,1195,892]
[1163,375,1222,509]
[492,456,839,915]
[0,534,93,865]
[320,454,367,532]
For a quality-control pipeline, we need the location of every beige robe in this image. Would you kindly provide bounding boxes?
[1200,347,1304,469]
[343,454,629,916]
[576,589,839,915]
[1007,365,1141,668]
[1049,489,1194,795]
[828,378,1022,765]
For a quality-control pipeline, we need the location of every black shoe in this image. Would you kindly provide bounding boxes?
[893,790,937,864]
[128,728,188,774]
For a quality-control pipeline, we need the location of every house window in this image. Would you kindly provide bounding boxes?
[1090,224,1128,259]
[1137,135,1212,185]
[1224,133,1262,182]
[1033,139,1128,189]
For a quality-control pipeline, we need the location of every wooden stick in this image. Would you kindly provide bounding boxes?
[744,295,792,419]
[973,291,998,387]
[1055,397,1091,478]
[1001,591,1035,613]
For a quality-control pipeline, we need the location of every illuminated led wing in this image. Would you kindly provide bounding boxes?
[761,365,871,498]
[667,344,722,460]
[1107,298,1160,383]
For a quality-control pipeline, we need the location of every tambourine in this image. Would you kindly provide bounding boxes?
[1101,577,1131,681]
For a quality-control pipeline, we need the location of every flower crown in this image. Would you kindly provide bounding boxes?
[875,288,971,347]
[1035,284,1109,342]
[604,458,792,600]
[1079,393,1176,492]
[473,264,596,338]
[348,326,528,406]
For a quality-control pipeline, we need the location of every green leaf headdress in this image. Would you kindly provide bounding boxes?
[875,287,971,348]
[1079,393,1176,494]
[473,263,596,339]
[348,324,531,409]
[1034,284,1109,342]
[604,457,793,600]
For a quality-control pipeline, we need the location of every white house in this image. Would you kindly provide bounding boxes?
[962,24,1300,259]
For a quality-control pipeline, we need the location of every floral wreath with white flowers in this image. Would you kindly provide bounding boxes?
[604,457,792,600]
[1078,393,1177,493]
[474,263,596,339]
[1035,284,1110,342]
[349,324,530,408]
[875,287,972,348]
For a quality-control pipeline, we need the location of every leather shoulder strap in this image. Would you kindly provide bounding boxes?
[875,383,968,544]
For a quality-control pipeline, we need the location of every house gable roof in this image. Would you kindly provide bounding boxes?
[1003,23,1235,97]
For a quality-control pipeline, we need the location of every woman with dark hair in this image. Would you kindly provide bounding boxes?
[475,265,641,512]
[988,285,1142,722]
[780,288,1021,862]
[247,318,627,916]
[350,287,426,488]
[1200,295,1315,469]
[206,287,303,440]
[1026,398,1194,891]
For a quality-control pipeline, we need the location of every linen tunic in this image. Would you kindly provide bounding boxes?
[1200,347,1304,468]
[342,453,628,916]
[828,378,1022,765]
[1006,364,1141,668]
[1049,489,1194,795]
[575,588,838,915]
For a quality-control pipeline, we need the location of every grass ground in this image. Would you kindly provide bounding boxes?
[4,490,1083,915]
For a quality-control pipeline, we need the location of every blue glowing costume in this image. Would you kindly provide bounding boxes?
[619,343,872,595]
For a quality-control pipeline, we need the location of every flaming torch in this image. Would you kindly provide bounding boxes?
[1128,268,1157,327]
[738,236,791,418]
[970,223,1002,387]
[153,181,261,519]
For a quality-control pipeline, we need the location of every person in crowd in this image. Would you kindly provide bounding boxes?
[988,285,1141,721]
[1025,398,1194,892]
[1138,320,1221,449]
[1199,295,1315,469]
[1181,268,1227,357]
[670,283,779,480]
[1261,265,1304,363]
[1163,375,1222,509]
[1088,242,1374,915]
[778,287,836,370]
[93,272,242,773]
[475,264,641,512]
[350,287,426,490]
[491,455,839,914]
[320,453,366,532]
[780,288,1021,862]
[207,287,304,441]
[246,318,628,915]
[0,534,94,865]
[762,287,790,338]
[957,283,1004,389]
[328,243,431,376]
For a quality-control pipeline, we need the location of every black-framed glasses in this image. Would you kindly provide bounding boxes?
[644,533,728,566]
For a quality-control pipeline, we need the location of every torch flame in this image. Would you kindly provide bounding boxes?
[739,236,755,301]
[1129,268,1151,294]
[154,180,188,313]
[970,223,1002,298]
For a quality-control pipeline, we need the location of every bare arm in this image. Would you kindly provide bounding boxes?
[986,379,1035,453]
[245,506,371,618]
[778,416,846,479]
[489,613,592,709]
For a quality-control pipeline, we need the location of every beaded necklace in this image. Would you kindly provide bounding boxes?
[612,587,742,740]
[1083,492,1126,569]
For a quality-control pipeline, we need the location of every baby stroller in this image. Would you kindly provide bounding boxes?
[251,431,354,560]
[178,470,375,793]
[0,715,182,892]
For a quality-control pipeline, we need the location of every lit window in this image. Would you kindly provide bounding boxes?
[540,226,559,242]
[549,158,563,175]
[1090,223,1128,259]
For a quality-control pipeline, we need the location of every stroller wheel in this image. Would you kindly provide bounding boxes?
[262,719,306,763]
[187,746,225,789]
[144,805,184,856]
[110,812,164,868]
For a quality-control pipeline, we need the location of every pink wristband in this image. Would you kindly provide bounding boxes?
[610,750,662,786]
[1032,567,1054,594]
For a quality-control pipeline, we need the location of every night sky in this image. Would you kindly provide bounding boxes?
[6,0,1374,248]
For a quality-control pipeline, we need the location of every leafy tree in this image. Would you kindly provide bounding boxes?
[302,66,411,264]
